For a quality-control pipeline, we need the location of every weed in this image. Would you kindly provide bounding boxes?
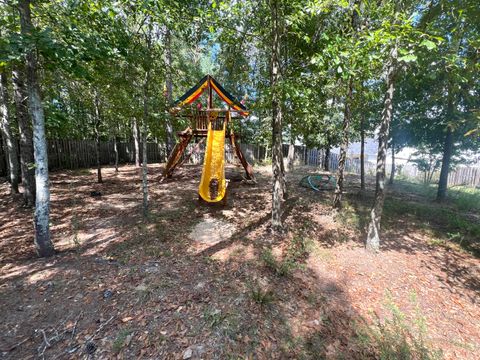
[261,236,309,277]
[250,285,274,306]
[261,249,277,270]
[357,294,443,360]
[261,249,297,276]
[144,245,172,258]
[337,202,362,230]
[203,307,224,328]
[112,328,133,353]
[71,214,81,247]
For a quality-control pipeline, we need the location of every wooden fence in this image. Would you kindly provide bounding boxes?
[1,139,479,188]
[448,166,480,188]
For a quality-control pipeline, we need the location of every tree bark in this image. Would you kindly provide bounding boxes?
[270,0,283,231]
[142,70,150,217]
[323,142,330,172]
[360,115,365,191]
[287,143,294,171]
[333,79,353,209]
[366,48,397,252]
[113,135,119,172]
[287,125,294,171]
[12,64,35,206]
[19,0,55,257]
[93,91,102,183]
[132,117,140,167]
[164,27,175,158]
[436,93,454,201]
[389,139,395,185]
[0,70,20,194]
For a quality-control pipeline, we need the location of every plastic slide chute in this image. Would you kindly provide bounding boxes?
[198,114,227,202]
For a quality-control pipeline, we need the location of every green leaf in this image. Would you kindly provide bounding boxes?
[398,54,417,63]
[419,39,436,50]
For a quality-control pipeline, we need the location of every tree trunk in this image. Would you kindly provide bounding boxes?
[164,27,175,158]
[366,48,397,252]
[287,126,294,171]
[333,79,353,209]
[323,143,330,171]
[113,135,119,172]
[132,117,140,167]
[270,0,283,231]
[287,143,294,171]
[141,122,148,217]
[0,70,20,194]
[360,115,365,191]
[93,91,102,183]
[389,140,395,185]
[437,93,454,201]
[142,70,150,217]
[12,64,35,206]
[19,0,54,257]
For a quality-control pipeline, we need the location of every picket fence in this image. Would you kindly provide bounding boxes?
[0,139,479,188]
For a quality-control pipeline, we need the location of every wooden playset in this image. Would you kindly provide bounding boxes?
[163,75,254,203]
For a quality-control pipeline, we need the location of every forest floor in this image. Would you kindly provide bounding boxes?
[0,163,479,360]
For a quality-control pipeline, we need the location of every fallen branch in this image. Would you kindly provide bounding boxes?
[2,336,31,352]
[67,315,115,354]
[70,311,83,344]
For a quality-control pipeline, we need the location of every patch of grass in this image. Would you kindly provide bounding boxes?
[261,236,309,277]
[261,249,297,276]
[393,179,480,213]
[383,197,480,256]
[337,202,363,231]
[304,332,326,356]
[72,168,91,176]
[144,245,172,258]
[112,328,133,353]
[203,307,225,328]
[108,241,135,264]
[250,285,275,306]
[357,294,443,360]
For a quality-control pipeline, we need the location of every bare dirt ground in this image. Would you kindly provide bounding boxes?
[0,163,479,359]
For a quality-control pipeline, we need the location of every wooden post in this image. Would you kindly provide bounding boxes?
[229,131,254,181]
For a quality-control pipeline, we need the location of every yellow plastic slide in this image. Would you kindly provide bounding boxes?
[198,118,227,202]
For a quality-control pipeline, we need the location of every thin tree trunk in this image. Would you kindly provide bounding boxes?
[360,115,365,191]
[132,117,140,167]
[287,143,294,171]
[93,91,102,183]
[0,70,20,194]
[142,70,150,217]
[323,142,330,171]
[142,121,148,217]
[333,79,353,209]
[437,92,454,200]
[13,64,35,205]
[287,126,294,171]
[389,140,395,185]
[113,136,119,172]
[19,0,54,257]
[270,0,283,231]
[437,126,453,200]
[164,27,175,158]
[142,25,153,218]
[366,47,397,252]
